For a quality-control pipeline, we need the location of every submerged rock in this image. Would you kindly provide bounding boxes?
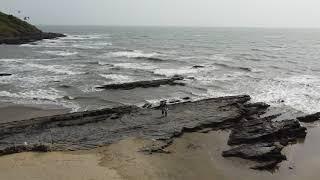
[0,73,12,77]
[192,65,205,69]
[96,76,185,90]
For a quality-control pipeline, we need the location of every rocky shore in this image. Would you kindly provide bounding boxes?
[0,95,315,170]
[0,11,65,45]
[0,32,65,45]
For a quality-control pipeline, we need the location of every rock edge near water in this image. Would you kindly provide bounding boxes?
[0,95,311,170]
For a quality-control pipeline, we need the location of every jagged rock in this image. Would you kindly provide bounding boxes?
[297,112,320,122]
[0,94,309,171]
[0,73,12,77]
[0,95,251,155]
[142,102,153,109]
[96,76,185,90]
[222,143,286,161]
[228,117,307,145]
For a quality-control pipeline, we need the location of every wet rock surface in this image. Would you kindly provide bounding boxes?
[0,95,309,170]
[297,112,320,123]
[96,75,185,90]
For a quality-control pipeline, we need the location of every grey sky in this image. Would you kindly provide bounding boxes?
[1,0,320,28]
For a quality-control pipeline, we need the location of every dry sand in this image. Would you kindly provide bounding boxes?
[0,127,320,180]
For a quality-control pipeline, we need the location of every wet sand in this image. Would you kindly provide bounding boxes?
[0,104,69,123]
[0,127,320,180]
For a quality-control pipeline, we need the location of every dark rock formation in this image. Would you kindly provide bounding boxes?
[0,11,65,45]
[222,103,307,170]
[0,95,250,152]
[192,65,205,69]
[227,117,306,145]
[182,97,191,100]
[0,94,308,170]
[96,75,185,90]
[0,73,12,77]
[0,32,65,45]
[297,112,320,122]
[223,143,286,162]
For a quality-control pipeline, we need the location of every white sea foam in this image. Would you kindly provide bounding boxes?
[108,50,159,58]
[0,88,62,101]
[154,65,216,77]
[276,75,320,84]
[0,89,81,112]
[26,63,82,75]
[39,50,78,56]
[99,74,133,83]
[154,68,198,77]
[113,62,158,70]
[234,75,320,114]
[62,35,100,40]
[0,58,25,62]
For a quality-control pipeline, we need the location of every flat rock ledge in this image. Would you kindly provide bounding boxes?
[0,95,308,170]
[0,32,65,45]
[297,112,320,123]
[96,75,185,90]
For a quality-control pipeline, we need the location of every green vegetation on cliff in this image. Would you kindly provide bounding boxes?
[0,11,41,38]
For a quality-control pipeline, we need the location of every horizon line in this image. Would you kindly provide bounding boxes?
[35,24,320,30]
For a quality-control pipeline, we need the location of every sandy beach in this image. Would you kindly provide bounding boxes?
[0,126,320,180]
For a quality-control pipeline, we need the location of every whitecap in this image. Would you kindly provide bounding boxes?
[26,63,83,75]
[113,62,158,70]
[108,50,159,59]
[0,88,63,101]
[99,74,134,83]
[154,68,198,77]
[153,65,216,77]
[39,50,78,56]
[276,75,320,84]
[0,89,81,112]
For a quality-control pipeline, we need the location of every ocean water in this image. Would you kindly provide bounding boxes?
[1,26,320,114]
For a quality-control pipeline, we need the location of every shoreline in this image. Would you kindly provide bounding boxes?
[0,95,319,179]
[0,128,320,180]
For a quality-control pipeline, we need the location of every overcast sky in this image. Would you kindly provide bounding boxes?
[1,0,320,28]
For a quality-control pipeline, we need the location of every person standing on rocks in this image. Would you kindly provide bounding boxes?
[160,100,168,117]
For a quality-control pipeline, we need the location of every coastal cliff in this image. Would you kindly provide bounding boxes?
[0,11,65,44]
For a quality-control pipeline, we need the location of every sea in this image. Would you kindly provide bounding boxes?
[1,26,320,115]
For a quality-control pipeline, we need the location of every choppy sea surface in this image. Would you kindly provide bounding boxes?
[1,26,320,114]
